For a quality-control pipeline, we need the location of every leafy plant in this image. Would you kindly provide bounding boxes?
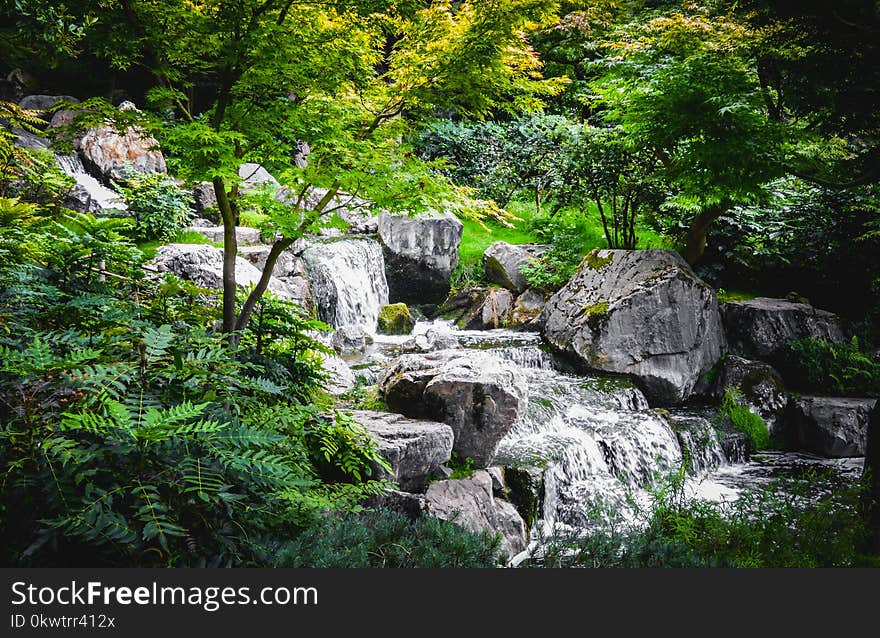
[717,387,770,453]
[777,337,880,397]
[114,172,193,242]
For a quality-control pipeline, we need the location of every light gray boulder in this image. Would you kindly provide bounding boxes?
[350,410,454,491]
[398,328,459,354]
[787,396,877,458]
[483,242,547,294]
[378,211,463,304]
[331,325,372,355]
[319,352,356,396]
[540,249,725,404]
[379,349,528,467]
[722,297,846,360]
[147,243,301,302]
[237,163,279,191]
[424,471,527,560]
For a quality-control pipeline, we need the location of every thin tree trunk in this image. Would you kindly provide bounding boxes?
[234,237,295,335]
[213,176,238,337]
[681,203,727,265]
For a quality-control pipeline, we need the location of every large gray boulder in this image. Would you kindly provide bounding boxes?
[424,471,527,560]
[787,397,877,458]
[237,163,279,191]
[540,249,725,404]
[350,410,454,491]
[148,243,302,303]
[509,289,547,330]
[378,211,462,304]
[379,350,528,467]
[722,297,846,360]
[483,242,547,294]
[78,107,167,182]
[438,287,514,330]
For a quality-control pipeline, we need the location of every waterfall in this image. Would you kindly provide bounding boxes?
[55,153,127,212]
[667,411,729,477]
[302,238,389,330]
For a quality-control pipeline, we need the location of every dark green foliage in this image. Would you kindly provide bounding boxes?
[777,337,880,398]
[530,465,878,568]
[274,509,503,568]
[717,387,770,453]
[114,173,194,242]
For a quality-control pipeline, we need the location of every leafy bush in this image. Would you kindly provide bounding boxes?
[115,172,193,242]
[717,387,769,452]
[777,337,880,397]
[274,509,503,568]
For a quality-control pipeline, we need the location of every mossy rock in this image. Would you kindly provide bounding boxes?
[378,303,415,335]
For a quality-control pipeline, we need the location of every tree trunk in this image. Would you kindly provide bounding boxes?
[234,237,295,335]
[681,203,727,265]
[213,176,238,337]
[864,400,880,555]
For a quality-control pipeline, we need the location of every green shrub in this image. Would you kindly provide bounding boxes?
[777,336,880,397]
[718,387,770,452]
[274,509,503,568]
[116,172,193,242]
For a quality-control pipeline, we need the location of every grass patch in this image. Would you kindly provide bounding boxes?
[137,229,221,260]
[717,288,758,303]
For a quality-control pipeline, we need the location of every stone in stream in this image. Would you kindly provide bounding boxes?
[540,249,724,404]
[483,241,548,294]
[438,286,514,330]
[378,303,415,335]
[509,288,547,330]
[350,410,454,492]
[424,471,527,560]
[378,211,463,305]
[721,297,845,361]
[786,396,877,458]
[702,355,788,436]
[331,325,372,355]
[379,349,528,467]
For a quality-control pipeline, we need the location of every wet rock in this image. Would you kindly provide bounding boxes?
[787,396,877,458]
[379,349,528,467]
[722,297,846,361]
[331,325,372,355]
[487,467,505,493]
[509,288,547,330]
[424,471,527,560]
[351,410,454,491]
[378,303,415,335]
[709,355,788,435]
[366,489,426,519]
[378,211,462,304]
[540,249,725,404]
[439,286,514,330]
[398,328,459,353]
[483,241,547,294]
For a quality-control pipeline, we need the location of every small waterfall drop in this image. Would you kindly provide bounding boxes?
[55,153,127,212]
[302,238,389,330]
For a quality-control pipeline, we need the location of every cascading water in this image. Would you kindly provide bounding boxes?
[55,153,127,212]
[302,238,389,330]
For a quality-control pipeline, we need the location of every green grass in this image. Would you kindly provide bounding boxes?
[454,196,675,289]
[138,230,221,260]
[717,288,758,303]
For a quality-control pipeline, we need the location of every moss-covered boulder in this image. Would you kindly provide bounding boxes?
[378,302,415,335]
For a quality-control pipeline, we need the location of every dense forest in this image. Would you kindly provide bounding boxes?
[1,0,879,567]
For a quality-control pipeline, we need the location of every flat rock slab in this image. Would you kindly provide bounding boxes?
[722,297,845,360]
[379,349,528,467]
[350,410,454,491]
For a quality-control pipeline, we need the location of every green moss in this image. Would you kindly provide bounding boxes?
[582,249,613,271]
[716,288,758,303]
[719,387,770,452]
[581,300,609,330]
[377,303,415,335]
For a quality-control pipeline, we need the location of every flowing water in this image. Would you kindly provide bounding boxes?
[55,153,127,212]
[306,260,862,545]
[301,237,389,330]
